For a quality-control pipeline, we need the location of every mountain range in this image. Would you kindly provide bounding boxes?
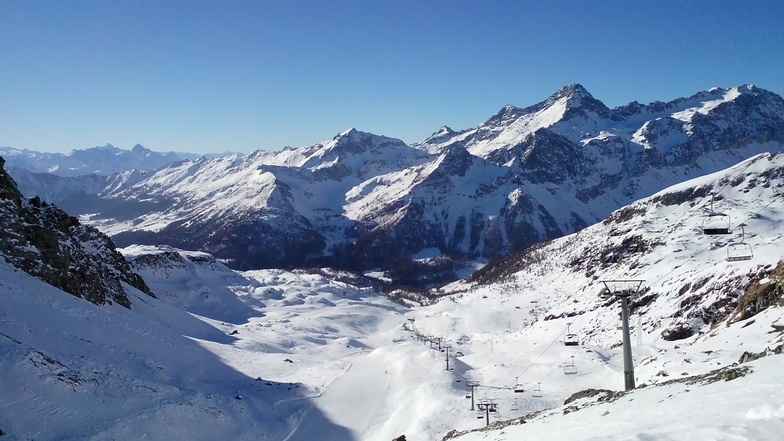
[0,143,203,177]
[7,84,784,287]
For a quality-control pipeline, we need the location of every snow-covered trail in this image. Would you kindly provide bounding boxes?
[285,353,390,441]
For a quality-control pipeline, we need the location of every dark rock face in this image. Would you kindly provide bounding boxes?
[0,156,154,308]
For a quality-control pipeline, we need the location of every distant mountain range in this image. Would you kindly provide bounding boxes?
[6,84,784,285]
[0,143,203,177]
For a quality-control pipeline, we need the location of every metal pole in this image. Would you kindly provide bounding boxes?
[466,381,479,410]
[485,406,489,427]
[620,296,635,390]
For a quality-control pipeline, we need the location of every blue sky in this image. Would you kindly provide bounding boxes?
[2,0,783,154]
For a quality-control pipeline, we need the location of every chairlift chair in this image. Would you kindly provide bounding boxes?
[564,323,580,346]
[702,193,731,235]
[476,412,484,419]
[726,223,753,261]
[532,383,543,398]
[513,377,525,393]
[727,243,753,261]
[563,356,578,375]
[702,212,731,235]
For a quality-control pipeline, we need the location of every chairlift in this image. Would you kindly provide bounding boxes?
[465,394,471,399]
[532,383,543,397]
[513,376,525,393]
[702,193,731,235]
[476,412,484,419]
[563,356,578,375]
[726,223,753,261]
[564,323,579,346]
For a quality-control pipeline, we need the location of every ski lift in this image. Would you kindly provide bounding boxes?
[702,193,731,235]
[532,383,543,397]
[513,377,525,393]
[564,323,579,346]
[726,223,753,261]
[465,394,471,399]
[563,356,578,375]
[476,412,484,419]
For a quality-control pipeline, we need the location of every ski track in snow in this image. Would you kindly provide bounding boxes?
[284,354,390,441]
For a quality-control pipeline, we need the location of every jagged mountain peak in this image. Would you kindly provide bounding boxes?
[86,143,119,152]
[131,143,150,154]
[332,127,360,141]
[551,83,591,99]
[543,83,610,117]
[299,128,427,172]
[411,126,469,154]
[435,125,454,135]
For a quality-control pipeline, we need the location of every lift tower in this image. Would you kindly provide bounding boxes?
[601,280,644,391]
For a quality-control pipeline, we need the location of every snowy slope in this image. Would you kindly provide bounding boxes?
[0,259,292,440]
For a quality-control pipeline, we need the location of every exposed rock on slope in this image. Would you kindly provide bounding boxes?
[0,156,153,307]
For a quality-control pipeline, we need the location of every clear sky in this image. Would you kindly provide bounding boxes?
[2,0,783,154]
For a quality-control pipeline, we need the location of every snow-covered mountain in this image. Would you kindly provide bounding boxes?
[0,143,201,177]
[1,150,782,440]
[9,84,784,286]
